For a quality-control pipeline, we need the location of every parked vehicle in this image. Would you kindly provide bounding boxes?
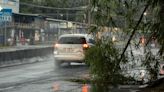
[53,34,95,66]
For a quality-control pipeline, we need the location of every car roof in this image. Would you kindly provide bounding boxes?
[59,34,92,38]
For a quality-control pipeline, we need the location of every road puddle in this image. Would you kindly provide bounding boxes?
[52,83,121,92]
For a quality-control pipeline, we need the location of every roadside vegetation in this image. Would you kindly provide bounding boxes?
[85,0,164,87]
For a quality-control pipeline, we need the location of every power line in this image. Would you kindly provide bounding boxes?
[38,13,85,16]
[1,0,88,11]
[19,2,87,11]
[2,1,88,22]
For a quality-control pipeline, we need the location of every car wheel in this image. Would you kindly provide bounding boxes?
[54,60,62,68]
[67,62,71,66]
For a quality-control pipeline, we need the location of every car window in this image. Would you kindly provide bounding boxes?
[88,39,95,44]
[58,37,86,44]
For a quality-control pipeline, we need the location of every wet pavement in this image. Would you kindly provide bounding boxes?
[0,45,162,92]
[0,55,89,92]
[0,55,142,92]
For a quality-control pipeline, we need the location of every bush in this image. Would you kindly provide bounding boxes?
[85,39,129,85]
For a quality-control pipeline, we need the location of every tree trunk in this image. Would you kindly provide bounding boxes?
[159,0,164,56]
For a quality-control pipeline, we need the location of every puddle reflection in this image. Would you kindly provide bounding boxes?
[82,84,89,92]
[90,84,109,92]
[52,82,136,92]
[52,83,111,92]
[53,83,60,92]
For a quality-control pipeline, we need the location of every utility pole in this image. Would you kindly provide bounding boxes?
[66,11,68,21]
[88,0,91,30]
[4,17,6,46]
[57,10,59,19]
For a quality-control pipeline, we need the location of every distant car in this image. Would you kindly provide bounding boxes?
[53,34,95,66]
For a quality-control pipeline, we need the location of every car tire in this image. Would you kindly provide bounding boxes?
[54,59,62,68]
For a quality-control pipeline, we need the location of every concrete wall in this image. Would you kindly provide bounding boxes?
[0,47,53,62]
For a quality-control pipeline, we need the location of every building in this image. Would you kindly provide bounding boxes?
[0,0,19,13]
[0,0,19,45]
[12,13,45,45]
[46,18,87,39]
[0,12,46,46]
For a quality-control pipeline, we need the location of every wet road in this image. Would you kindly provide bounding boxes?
[0,55,89,92]
[0,55,153,92]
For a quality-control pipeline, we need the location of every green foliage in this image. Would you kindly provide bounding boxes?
[142,50,159,81]
[85,40,129,85]
[86,0,164,85]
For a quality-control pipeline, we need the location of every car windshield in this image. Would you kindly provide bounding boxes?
[58,37,86,44]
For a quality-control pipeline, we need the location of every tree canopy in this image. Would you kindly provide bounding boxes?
[20,0,88,22]
[85,0,164,85]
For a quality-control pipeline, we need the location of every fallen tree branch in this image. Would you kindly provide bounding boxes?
[119,0,151,62]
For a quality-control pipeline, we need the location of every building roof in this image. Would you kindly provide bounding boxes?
[46,18,67,22]
[46,18,88,25]
[13,12,41,17]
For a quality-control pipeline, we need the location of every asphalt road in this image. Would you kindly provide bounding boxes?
[0,55,89,92]
[0,50,160,92]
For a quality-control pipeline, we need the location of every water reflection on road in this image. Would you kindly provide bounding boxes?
[52,82,140,92]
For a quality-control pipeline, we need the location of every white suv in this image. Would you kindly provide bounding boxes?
[54,34,95,66]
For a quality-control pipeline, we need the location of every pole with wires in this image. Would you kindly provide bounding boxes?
[88,0,91,30]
